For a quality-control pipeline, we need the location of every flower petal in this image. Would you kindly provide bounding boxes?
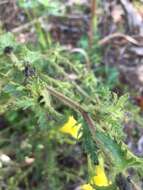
[60,116,82,139]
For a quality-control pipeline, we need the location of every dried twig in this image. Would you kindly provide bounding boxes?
[70,48,90,70]
[119,0,143,35]
[11,15,47,33]
[98,33,140,46]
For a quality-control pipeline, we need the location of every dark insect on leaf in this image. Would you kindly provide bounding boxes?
[3,46,13,54]
[24,65,35,78]
[23,64,36,85]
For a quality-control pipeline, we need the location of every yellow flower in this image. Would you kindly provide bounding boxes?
[60,116,82,139]
[81,184,94,190]
[81,157,111,190]
[91,157,111,187]
[60,117,111,189]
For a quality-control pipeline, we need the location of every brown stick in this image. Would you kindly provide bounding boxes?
[98,33,140,46]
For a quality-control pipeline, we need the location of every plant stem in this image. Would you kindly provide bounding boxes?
[46,86,96,134]
[89,0,96,48]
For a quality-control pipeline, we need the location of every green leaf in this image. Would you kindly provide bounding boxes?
[16,97,35,110]
[0,33,16,55]
[20,47,41,64]
[38,0,49,7]
[18,0,40,9]
[41,89,51,108]
[37,110,48,128]
[82,120,98,165]
[95,131,143,173]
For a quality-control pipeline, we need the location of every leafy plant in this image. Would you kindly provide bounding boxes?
[0,31,143,190]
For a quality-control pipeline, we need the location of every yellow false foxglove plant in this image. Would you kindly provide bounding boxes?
[91,156,111,187]
[60,116,82,139]
[60,116,111,190]
[81,157,111,190]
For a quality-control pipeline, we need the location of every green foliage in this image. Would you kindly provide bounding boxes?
[82,120,98,165]
[0,33,16,55]
[96,131,143,174]
[0,29,143,189]
[18,0,64,16]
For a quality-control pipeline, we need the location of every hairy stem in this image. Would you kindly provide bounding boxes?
[46,86,96,134]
